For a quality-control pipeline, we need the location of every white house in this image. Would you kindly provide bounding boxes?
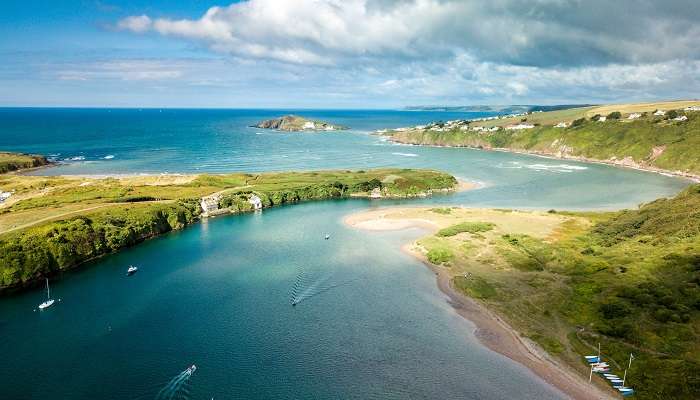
[505,124,535,130]
[248,194,263,210]
[0,191,11,203]
[471,126,487,132]
[460,125,470,131]
[627,113,642,120]
[653,110,666,116]
[487,126,500,132]
[200,197,219,214]
[673,115,688,122]
[555,122,568,128]
[302,121,316,130]
[597,116,607,122]
[370,187,382,199]
[684,106,700,111]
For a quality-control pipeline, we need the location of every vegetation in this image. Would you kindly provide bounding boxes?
[436,221,494,237]
[0,152,49,174]
[0,169,456,292]
[388,108,700,176]
[252,115,347,131]
[414,186,700,399]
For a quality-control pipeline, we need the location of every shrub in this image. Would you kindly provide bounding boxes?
[666,110,679,119]
[427,248,453,264]
[591,114,602,121]
[571,118,586,127]
[437,222,495,237]
[607,111,622,119]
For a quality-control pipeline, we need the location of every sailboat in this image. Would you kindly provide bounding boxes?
[38,278,55,310]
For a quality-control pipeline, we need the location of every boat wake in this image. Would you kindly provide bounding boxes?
[289,267,357,306]
[154,366,196,400]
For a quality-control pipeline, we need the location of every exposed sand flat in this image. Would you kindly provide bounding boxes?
[344,207,565,237]
[345,206,614,400]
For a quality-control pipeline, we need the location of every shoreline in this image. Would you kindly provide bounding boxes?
[386,136,700,183]
[344,209,615,400]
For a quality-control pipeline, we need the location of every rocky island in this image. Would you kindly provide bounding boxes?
[252,115,347,132]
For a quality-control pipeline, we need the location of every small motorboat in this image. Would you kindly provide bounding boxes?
[127,265,138,276]
[324,234,330,240]
[584,355,600,363]
[618,387,634,396]
[38,278,55,310]
[186,364,197,375]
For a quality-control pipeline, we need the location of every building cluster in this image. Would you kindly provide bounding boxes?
[505,123,535,130]
[0,191,12,203]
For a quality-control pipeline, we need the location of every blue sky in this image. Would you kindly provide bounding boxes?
[1,0,699,108]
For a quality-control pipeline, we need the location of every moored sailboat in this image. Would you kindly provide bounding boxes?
[38,278,55,310]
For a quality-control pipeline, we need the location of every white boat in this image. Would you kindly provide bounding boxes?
[618,387,634,396]
[324,234,330,240]
[185,364,197,375]
[127,265,138,276]
[38,278,55,310]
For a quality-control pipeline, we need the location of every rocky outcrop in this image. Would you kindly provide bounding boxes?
[252,115,346,132]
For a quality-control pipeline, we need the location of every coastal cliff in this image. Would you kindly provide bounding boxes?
[0,152,51,174]
[0,169,456,293]
[384,101,700,180]
[253,115,347,131]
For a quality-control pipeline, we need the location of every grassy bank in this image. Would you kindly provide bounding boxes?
[387,102,700,178]
[0,169,456,292]
[0,152,50,174]
[396,186,699,399]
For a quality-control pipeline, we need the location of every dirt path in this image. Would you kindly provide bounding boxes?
[1,204,114,234]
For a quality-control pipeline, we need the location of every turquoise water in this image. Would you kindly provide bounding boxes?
[0,109,692,399]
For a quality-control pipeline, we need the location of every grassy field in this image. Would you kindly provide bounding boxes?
[388,102,700,177]
[0,169,456,292]
[471,100,700,128]
[381,186,699,399]
[0,152,50,174]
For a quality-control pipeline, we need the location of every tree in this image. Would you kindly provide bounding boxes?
[571,118,586,127]
[666,110,679,119]
[607,111,622,119]
[591,114,602,121]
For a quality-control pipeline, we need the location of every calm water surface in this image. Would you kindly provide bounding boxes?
[0,109,691,399]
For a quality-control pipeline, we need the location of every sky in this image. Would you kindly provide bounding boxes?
[1,0,699,108]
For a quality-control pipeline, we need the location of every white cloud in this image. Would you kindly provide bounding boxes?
[118,0,700,68]
[117,15,152,33]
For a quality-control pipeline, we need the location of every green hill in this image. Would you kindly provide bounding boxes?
[0,169,455,293]
[0,152,50,174]
[387,105,700,178]
[415,185,700,398]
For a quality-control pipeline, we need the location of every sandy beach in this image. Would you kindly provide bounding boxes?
[345,207,615,400]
